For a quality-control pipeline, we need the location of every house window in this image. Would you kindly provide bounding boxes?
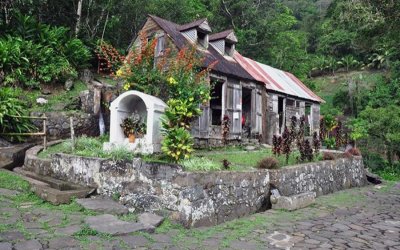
[278,97,284,133]
[225,42,234,56]
[286,99,295,106]
[210,81,223,125]
[198,31,208,48]
[305,103,312,136]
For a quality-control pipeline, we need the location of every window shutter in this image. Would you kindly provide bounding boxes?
[256,89,262,134]
[226,80,242,137]
[198,105,210,138]
[155,35,165,57]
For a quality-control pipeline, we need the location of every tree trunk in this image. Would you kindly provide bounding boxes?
[75,0,83,36]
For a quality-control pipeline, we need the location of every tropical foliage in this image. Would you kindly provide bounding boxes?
[0,14,90,88]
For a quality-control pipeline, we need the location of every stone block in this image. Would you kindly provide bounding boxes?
[76,197,129,215]
[14,239,43,250]
[138,213,165,227]
[271,192,316,211]
[85,214,154,236]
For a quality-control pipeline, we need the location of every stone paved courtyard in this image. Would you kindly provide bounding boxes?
[0,181,399,250]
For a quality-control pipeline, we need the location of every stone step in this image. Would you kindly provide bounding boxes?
[76,196,129,215]
[85,214,155,236]
[138,212,165,228]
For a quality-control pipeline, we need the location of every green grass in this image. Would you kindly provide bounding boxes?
[38,135,136,161]
[193,148,318,171]
[38,135,170,163]
[0,170,31,191]
[40,138,321,171]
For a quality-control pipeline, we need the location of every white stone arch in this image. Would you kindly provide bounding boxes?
[104,90,167,154]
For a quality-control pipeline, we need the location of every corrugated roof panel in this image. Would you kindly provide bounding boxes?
[234,53,324,103]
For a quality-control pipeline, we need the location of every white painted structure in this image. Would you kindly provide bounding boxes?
[103,90,167,154]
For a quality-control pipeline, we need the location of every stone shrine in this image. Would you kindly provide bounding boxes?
[103,90,167,154]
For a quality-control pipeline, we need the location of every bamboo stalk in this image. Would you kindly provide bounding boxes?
[0,132,45,136]
[5,115,47,120]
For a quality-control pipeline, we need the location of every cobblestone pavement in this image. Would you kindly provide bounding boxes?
[0,182,399,249]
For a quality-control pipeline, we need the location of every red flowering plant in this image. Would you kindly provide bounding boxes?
[95,41,125,74]
[116,32,168,96]
[115,31,218,161]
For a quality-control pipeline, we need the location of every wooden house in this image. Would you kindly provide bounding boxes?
[131,15,324,146]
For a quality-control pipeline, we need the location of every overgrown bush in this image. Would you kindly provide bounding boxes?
[312,132,321,156]
[161,127,194,162]
[221,115,230,146]
[1,15,90,87]
[272,135,282,156]
[299,139,313,162]
[0,87,36,141]
[347,147,361,156]
[282,127,292,164]
[257,157,279,169]
[342,151,353,158]
[322,152,335,160]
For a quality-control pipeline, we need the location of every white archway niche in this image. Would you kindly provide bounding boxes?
[103,90,167,154]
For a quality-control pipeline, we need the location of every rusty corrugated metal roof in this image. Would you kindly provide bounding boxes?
[148,15,323,103]
[234,53,324,103]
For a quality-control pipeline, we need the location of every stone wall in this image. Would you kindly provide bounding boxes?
[24,150,366,228]
[31,111,99,139]
[269,156,366,197]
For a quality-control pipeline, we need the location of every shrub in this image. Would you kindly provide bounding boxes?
[322,152,335,160]
[221,115,231,146]
[299,139,313,162]
[1,15,90,87]
[257,157,280,169]
[282,127,292,164]
[222,159,231,170]
[161,127,194,162]
[342,151,353,158]
[0,87,36,141]
[272,135,282,156]
[312,132,321,156]
[324,137,336,149]
[363,152,386,171]
[347,147,361,156]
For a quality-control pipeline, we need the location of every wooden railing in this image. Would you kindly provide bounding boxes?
[0,115,47,150]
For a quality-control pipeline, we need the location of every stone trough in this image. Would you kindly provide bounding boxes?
[13,167,94,205]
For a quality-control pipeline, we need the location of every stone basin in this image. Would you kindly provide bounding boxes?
[13,167,95,205]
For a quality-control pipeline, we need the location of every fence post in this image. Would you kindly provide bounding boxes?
[43,114,47,150]
[70,117,76,150]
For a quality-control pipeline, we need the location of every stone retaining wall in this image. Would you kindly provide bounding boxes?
[31,111,99,139]
[24,149,367,227]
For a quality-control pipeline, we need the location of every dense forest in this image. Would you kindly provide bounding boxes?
[1,0,399,178]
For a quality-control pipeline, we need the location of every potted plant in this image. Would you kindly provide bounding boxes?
[120,111,143,143]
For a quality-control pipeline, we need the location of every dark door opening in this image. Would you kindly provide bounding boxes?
[210,81,223,125]
[242,88,252,137]
[278,97,284,133]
